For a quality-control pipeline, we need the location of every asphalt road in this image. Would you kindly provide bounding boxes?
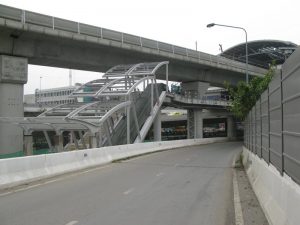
[0,141,242,225]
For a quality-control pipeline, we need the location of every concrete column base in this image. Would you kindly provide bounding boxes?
[0,55,28,156]
[54,134,64,152]
[24,135,33,156]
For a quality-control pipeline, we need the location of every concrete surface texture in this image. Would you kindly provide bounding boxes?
[235,167,269,225]
[242,147,300,225]
[0,142,241,225]
[0,137,229,190]
[0,55,28,155]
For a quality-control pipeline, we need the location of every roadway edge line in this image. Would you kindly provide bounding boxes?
[233,169,245,225]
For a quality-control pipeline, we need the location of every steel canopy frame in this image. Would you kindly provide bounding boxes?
[0,61,169,151]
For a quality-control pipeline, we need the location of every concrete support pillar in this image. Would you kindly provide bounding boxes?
[187,109,195,139]
[24,135,33,156]
[153,111,161,141]
[0,55,28,157]
[227,116,236,139]
[194,110,203,139]
[54,134,64,152]
[187,109,203,139]
[89,134,98,148]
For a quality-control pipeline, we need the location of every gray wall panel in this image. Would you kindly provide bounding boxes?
[269,71,281,93]
[252,108,256,153]
[282,47,300,78]
[187,49,199,59]
[261,90,268,102]
[102,28,122,42]
[79,24,99,37]
[123,34,140,46]
[269,89,281,108]
[173,46,187,56]
[270,134,282,171]
[158,42,173,53]
[26,12,53,28]
[244,47,300,184]
[141,38,158,50]
[282,70,300,100]
[283,98,300,133]
[284,157,300,184]
[0,4,22,21]
[256,100,262,157]
[261,117,268,134]
[54,18,78,33]
[270,109,281,134]
[284,135,300,162]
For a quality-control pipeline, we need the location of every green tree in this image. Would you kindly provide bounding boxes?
[225,66,275,119]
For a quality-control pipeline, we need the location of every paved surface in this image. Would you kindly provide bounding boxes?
[0,142,242,225]
[236,167,269,225]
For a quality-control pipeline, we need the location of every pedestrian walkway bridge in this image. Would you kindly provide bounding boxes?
[0,62,168,152]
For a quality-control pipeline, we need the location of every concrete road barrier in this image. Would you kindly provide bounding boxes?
[0,137,228,190]
[242,147,300,225]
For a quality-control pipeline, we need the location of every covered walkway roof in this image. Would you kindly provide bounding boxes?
[220,40,297,69]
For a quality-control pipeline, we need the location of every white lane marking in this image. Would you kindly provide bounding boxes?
[156,172,164,177]
[123,188,134,195]
[174,163,179,167]
[65,221,78,225]
[0,165,112,197]
[233,170,244,225]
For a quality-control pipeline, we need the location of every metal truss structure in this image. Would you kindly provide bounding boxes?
[0,62,169,152]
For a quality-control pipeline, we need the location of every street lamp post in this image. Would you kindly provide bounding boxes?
[207,23,249,84]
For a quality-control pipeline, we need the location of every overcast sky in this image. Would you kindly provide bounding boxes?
[0,0,299,94]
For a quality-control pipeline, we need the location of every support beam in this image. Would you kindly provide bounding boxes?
[153,110,162,141]
[90,135,98,148]
[195,110,203,139]
[132,104,141,142]
[43,131,53,152]
[126,106,131,144]
[78,131,87,149]
[71,131,79,150]
[227,116,235,139]
[187,109,195,139]
[24,135,33,156]
[0,55,28,157]
[104,122,112,146]
[54,133,64,152]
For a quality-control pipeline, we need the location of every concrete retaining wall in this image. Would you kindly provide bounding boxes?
[0,137,228,190]
[242,147,300,225]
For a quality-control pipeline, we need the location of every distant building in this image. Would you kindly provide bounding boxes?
[34,84,81,106]
[23,94,35,104]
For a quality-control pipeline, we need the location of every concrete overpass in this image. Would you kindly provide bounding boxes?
[0,4,266,157]
[0,4,267,86]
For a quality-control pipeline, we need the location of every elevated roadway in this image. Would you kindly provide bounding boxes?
[0,141,241,225]
[0,4,267,86]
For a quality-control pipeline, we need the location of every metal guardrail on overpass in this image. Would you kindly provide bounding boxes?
[167,93,231,107]
[0,4,266,76]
